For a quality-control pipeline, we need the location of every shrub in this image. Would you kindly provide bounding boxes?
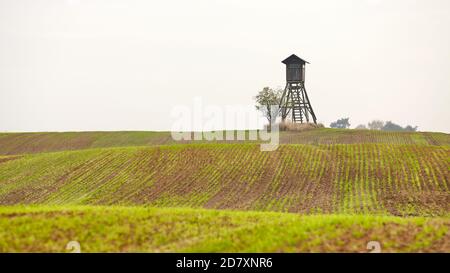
[330,118,350,129]
[278,121,324,131]
[368,120,384,130]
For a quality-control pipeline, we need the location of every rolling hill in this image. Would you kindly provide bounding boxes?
[0,129,448,252]
[0,206,448,253]
[0,143,448,216]
[0,129,448,155]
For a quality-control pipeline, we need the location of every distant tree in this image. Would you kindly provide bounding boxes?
[381,121,418,132]
[355,124,367,130]
[330,118,350,129]
[368,120,384,130]
[254,87,281,125]
[382,121,404,131]
[404,125,418,132]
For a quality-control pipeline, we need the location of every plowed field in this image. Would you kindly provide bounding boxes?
[0,129,448,252]
[0,144,448,217]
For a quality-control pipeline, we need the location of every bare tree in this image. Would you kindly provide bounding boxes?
[368,120,384,130]
[355,124,367,129]
[254,87,280,125]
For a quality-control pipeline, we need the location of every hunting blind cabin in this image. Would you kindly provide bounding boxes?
[279,54,317,124]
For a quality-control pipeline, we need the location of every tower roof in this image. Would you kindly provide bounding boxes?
[282,54,309,64]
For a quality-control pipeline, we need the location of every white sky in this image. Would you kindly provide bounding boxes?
[0,0,449,132]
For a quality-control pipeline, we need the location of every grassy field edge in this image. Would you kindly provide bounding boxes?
[0,206,448,253]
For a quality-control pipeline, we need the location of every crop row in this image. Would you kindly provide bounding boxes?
[0,129,448,155]
[0,144,448,216]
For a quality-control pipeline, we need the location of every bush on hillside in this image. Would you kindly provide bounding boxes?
[330,118,350,129]
[355,124,367,130]
[382,121,418,132]
[278,121,324,132]
[368,120,384,130]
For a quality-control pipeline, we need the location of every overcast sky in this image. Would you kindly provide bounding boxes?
[1,0,449,132]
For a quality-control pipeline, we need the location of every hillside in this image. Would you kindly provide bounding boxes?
[0,129,448,252]
[0,206,448,252]
[0,143,448,216]
[0,129,448,155]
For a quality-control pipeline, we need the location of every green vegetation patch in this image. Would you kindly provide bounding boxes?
[0,206,448,253]
[0,129,448,155]
[0,144,448,216]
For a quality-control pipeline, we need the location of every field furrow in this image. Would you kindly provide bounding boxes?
[0,143,448,216]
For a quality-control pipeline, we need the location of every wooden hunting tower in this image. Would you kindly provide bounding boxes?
[279,54,317,123]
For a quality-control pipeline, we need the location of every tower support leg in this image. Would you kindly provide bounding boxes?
[278,82,317,124]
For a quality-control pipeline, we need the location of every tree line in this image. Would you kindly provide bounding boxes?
[330,118,418,132]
